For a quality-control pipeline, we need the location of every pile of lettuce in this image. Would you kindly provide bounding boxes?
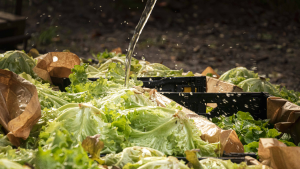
[0,54,223,168]
[86,51,194,78]
[212,111,297,153]
[219,67,300,105]
[0,50,289,168]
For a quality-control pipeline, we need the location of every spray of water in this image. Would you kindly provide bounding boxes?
[124,0,157,87]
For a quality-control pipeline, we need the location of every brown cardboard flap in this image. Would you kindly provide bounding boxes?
[206,76,243,93]
[0,69,41,146]
[33,52,80,83]
[267,97,300,144]
[258,138,300,169]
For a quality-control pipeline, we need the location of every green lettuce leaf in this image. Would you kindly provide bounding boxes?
[0,146,36,165]
[125,110,218,157]
[237,77,278,95]
[244,142,259,153]
[123,156,189,169]
[0,159,30,169]
[102,146,165,167]
[219,67,258,85]
[40,103,126,154]
[0,50,37,77]
[35,128,100,169]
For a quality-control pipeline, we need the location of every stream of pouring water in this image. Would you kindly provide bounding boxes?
[124,0,157,87]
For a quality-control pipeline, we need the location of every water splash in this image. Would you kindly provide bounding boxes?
[124,0,157,87]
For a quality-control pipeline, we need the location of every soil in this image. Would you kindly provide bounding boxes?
[17,0,300,91]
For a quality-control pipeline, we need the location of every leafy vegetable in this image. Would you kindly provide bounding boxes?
[219,67,258,85]
[40,103,126,154]
[185,149,248,169]
[82,134,105,164]
[274,86,300,106]
[0,51,37,77]
[124,109,218,157]
[220,67,300,105]
[123,156,189,169]
[212,111,295,153]
[35,128,100,169]
[0,146,36,165]
[19,72,85,109]
[237,77,278,96]
[92,49,124,65]
[0,159,30,169]
[137,61,192,77]
[102,146,165,167]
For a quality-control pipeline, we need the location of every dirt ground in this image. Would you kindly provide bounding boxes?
[18,0,300,91]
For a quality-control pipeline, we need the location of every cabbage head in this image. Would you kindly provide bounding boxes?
[0,51,36,77]
[237,77,278,96]
[219,67,258,85]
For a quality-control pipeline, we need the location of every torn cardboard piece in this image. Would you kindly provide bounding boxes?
[267,97,300,145]
[192,73,243,93]
[258,138,300,169]
[0,69,41,146]
[148,89,244,154]
[111,47,122,54]
[206,76,243,93]
[33,52,80,83]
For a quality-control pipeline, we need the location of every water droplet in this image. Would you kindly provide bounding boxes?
[53,56,58,62]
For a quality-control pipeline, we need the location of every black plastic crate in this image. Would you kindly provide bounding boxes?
[160,92,269,120]
[51,76,206,93]
[138,76,206,92]
[177,156,246,164]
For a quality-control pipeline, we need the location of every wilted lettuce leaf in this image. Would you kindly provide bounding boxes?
[185,150,249,169]
[185,150,202,169]
[82,134,105,164]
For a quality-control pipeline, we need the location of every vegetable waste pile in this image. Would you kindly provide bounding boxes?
[0,50,298,168]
